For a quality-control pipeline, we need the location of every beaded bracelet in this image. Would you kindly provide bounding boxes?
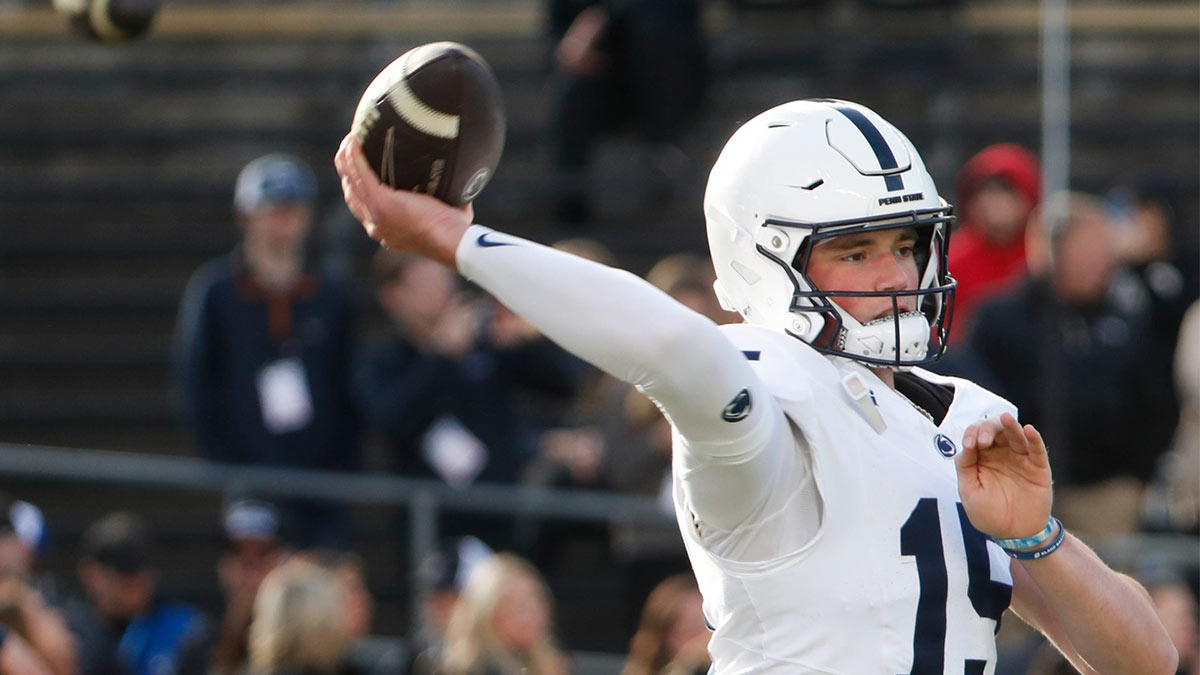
[993,518,1067,561]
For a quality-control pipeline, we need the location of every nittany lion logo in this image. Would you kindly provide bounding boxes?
[461,168,491,202]
[722,388,752,422]
[934,433,957,457]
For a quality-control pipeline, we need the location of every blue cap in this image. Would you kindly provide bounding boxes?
[223,499,281,542]
[234,153,317,213]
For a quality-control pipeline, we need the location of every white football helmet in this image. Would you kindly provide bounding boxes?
[705,99,956,368]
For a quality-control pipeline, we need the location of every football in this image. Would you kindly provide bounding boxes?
[53,0,160,42]
[350,42,506,207]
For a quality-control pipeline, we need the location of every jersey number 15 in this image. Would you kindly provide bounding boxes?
[900,498,1013,675]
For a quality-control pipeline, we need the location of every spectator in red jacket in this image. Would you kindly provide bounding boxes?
[946,143,1041,345]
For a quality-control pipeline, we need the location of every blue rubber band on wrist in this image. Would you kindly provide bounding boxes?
[991,517,1056,549]
[1004,519,1066,561]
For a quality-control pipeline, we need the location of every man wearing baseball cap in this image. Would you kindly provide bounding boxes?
[0,496,78,675]
[172,153,360,549]
[179,499,290,675]
[66,512,207,675]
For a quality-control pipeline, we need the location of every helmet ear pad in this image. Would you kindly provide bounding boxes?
[745,236,829,345]
[712,279,739,314]
[785,238,840,347]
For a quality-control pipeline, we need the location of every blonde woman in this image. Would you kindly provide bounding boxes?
[248,557,351,673]
[440,553,568,675]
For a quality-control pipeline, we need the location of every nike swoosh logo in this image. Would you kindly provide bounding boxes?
[476,232,513,248]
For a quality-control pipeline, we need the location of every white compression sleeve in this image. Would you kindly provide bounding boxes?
[455,225,772,446]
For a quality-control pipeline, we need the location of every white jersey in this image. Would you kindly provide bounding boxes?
[454,226,1016,675]
[675,324,1015,674]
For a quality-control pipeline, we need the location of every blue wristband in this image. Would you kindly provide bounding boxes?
[1004,520,1066,560]
[991,517,1056,550]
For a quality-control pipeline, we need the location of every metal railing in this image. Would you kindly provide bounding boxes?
[0,442,675,634]
[0,442,1195,642]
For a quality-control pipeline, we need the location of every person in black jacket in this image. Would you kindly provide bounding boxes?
[354,250,589,488]
[172,153,360,549]
[65,513,208,675]
[968,193,1179,538]
[355,250,591,551]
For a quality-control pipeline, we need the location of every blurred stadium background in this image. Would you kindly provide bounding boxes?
[0,0,1196,668]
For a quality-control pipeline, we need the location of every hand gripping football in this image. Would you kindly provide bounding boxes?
[350,42,506,207]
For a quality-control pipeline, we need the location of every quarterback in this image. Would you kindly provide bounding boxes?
[335,100,1176,674]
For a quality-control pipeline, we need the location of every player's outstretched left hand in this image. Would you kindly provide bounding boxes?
[334,135,473,268]
[956,413,1053,540]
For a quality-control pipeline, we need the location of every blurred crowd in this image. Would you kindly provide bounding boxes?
[9,99,1199,675]
[0,497,717,675]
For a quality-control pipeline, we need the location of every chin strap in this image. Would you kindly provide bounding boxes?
[835,310,931,365]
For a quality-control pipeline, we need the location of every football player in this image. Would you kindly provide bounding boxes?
[334,99,1177,674]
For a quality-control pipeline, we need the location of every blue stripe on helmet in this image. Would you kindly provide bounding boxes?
[832,105,905,193]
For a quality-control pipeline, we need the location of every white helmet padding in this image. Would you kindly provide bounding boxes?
[705,99,956,368]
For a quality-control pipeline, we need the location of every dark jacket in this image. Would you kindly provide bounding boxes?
[172,251,360,470]
[353,329,588,484]
[66,596,208,675]
[969,276,1178,485]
